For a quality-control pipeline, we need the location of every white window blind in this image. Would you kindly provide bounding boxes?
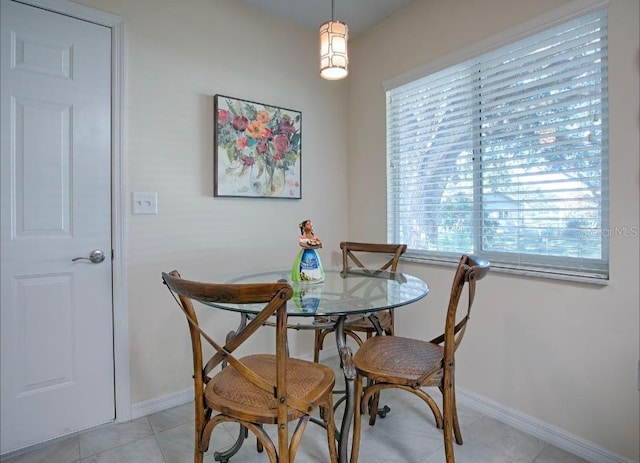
[386,9,609,281]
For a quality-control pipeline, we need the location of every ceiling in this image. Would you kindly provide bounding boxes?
[237,0,414,38]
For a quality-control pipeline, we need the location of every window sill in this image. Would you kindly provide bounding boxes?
[401,255,609,286]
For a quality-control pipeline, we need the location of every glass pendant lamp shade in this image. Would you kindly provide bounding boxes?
[319,19,348,80]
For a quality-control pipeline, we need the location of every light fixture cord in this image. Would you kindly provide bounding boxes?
[331,0,335,21]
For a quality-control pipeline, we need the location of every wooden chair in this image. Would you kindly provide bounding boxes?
[313,242,407,362]
[350,254,490,463]
[162,270,338,463]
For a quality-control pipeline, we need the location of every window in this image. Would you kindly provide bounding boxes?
[386,8,609,282]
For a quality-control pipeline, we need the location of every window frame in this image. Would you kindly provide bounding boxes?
[384,0,610,284]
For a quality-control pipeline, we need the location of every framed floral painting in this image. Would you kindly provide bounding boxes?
[214,94,302,199]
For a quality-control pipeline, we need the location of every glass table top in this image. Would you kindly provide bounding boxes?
[197,268,429,317]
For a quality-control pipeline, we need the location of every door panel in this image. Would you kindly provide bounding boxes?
[17,274,74,392]
[16,98,71,235]
[0,0,114,454]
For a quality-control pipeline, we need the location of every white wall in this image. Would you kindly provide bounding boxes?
[74,0,349,402]
[348,0,640,461]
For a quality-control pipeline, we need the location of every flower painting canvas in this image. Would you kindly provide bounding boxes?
[214,95,302,199]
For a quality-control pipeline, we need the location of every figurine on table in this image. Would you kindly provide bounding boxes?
[292,219,325,283]
[298,220,322,249]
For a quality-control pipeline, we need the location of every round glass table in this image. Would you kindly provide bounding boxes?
[217,268,428,315]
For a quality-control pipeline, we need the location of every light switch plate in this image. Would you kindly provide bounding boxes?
[132,192,157,215]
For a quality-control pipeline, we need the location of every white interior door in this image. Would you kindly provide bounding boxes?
[0,0,114,454]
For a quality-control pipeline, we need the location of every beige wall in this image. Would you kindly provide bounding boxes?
[74,0,349,403]
[348,0,640,461]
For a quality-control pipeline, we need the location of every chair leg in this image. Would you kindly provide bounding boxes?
[313,330,320,363]
[257,433,264,452]
[313,329,324,363]
[387,312,394,336]
[442,370,456,463]
[350,375,364,463]
[441,381,463,445]
[193,421,204,463]
[321,402,339,463]
[367,385,380,426]
[451,384,463,445]
[194,446,204,463]
[194,401,207,463]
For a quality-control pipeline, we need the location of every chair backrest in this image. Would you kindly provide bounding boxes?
[437,255,490,360]
[161,270,294,428]
[340,242,407,276]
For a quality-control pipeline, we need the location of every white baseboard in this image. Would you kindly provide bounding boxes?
[456,387,637,463]
[130,387,194,420]
[129,352,637,463]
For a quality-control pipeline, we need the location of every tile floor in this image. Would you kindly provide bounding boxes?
[0,356,591,463]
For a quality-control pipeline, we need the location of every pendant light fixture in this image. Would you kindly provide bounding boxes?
[319,0,348,80]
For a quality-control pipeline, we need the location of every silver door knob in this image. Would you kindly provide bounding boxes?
[72,249,106,263]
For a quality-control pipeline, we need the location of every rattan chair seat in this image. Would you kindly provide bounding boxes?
[352,336,443,386]
[207,354,335,423]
